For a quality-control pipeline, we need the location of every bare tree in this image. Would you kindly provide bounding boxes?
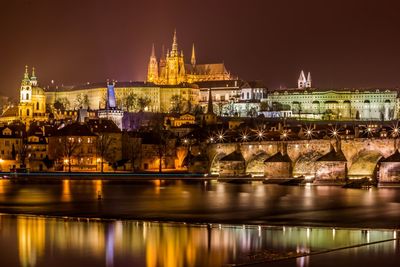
[128,137,141,172]
[18,137,29,169]
[56,136,82,172]
[96,133,116,173]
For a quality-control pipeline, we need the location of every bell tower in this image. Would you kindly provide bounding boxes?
[19,66,34,119]
[18,66,47,124]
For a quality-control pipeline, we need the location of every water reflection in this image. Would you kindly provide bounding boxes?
[61,180,71,202]
[18,217,45,267]
[1,215,397,267]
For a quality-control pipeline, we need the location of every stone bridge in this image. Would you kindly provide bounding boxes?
[207,138,397,178]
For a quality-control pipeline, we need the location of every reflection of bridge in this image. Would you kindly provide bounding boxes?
[208,139,396,178]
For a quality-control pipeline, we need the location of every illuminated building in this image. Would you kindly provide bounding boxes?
[0,123,24,171]
[26,123,49,171]
[48,122,98,171]
[0,66,47,125]
[46,81,200,115]
[197,80,267,117]
[164,113,196,127]
[147,30,232,85]
[266,71,398,120]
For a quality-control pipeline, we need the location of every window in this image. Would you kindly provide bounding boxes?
[247,92,249,99]
[26,109,30,116]
[26,93,29,100]
[36,102,39,110]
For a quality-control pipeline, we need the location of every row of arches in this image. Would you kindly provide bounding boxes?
[210,149,384,179]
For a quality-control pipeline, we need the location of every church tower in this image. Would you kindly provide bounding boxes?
[203,89,217,125]
[165,30,186,85]
[147,44,159,83]
[18,66,46,124]
[298,70,307,89]
[20,66,32,105]
[306,72,312,88]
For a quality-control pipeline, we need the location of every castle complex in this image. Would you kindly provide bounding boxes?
[147,30,232,85]
[2,32,400,125]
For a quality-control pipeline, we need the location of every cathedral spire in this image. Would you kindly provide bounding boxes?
[147,44,159,83]
[306,72,312,88]
[161,44,165,60]
[191,43,196,66]
[151,43,156,58]
[171,29,178,56]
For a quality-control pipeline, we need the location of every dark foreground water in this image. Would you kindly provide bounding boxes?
[0,214,399,267]
[1,179,400,266]
[1,179,400,228]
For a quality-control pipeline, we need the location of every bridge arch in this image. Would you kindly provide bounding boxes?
[348,150,383,178]
[209,152,227,174]
[293,151,323,178]
[245,150,270,175]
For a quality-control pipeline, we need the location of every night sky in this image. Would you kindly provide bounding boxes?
[1,0,400,98]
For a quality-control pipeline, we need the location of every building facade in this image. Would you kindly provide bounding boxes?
[46,82,200,114]
[266,71,398,120]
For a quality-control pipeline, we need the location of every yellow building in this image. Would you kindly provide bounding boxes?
[0,66,47,125]
[0,123,24,171]
[147,30,232,85]
[164,113,196,127]
[46,82,200,113]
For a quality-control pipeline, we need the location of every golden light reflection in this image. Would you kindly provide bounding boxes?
[61,179,71,202]
[0,180,5,202]
[94,180,103,199]
[153,179,161,195]
[0,180,5,195]
[18,217,45,267]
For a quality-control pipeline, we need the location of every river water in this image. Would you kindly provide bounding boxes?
[0,179,400,266]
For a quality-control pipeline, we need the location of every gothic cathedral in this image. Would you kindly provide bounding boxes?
[147,30,232,85]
